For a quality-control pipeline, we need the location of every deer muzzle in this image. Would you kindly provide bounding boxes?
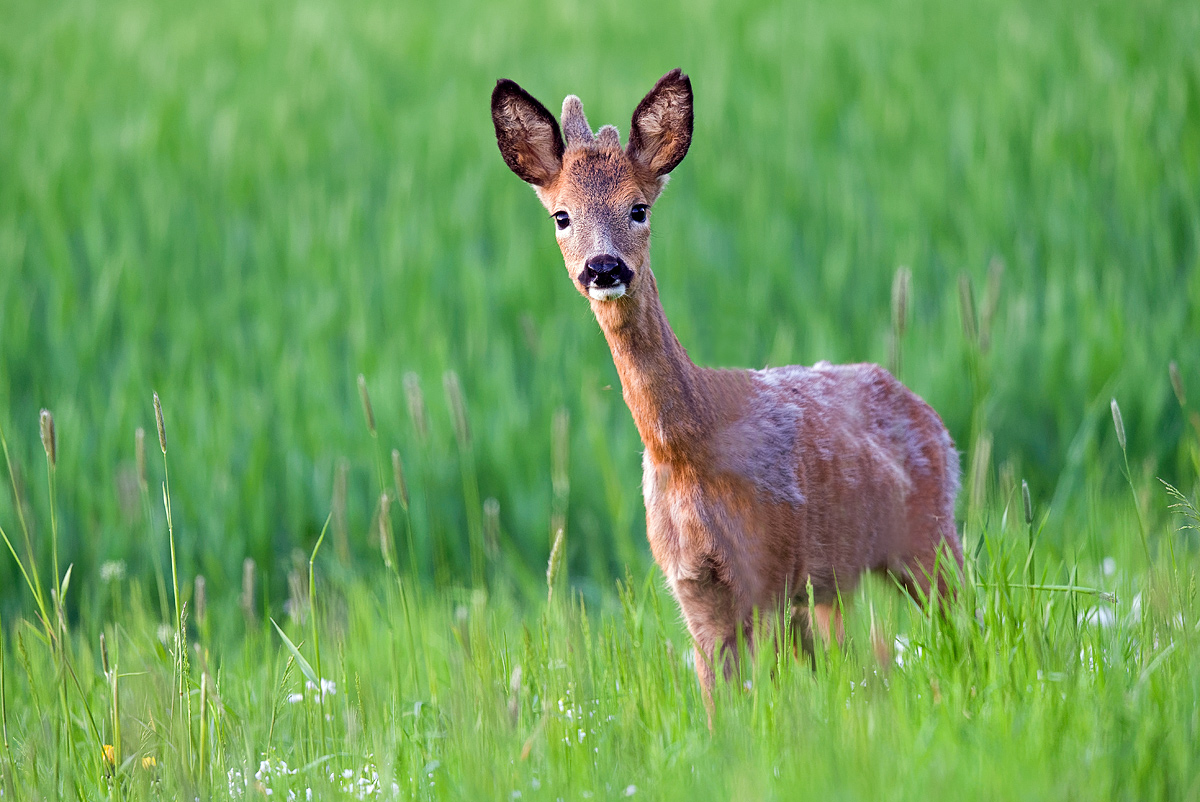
[580,254,634,300]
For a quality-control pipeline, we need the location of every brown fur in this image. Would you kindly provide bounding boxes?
[491,71,963,700]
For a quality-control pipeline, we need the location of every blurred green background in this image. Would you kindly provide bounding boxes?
[1,0,1197,610]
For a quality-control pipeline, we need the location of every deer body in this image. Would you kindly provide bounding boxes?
[492,70,963,695]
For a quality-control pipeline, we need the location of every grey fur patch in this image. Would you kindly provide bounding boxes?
[713,385,806,507]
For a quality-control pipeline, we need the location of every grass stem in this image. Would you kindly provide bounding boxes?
[308,513,331,755]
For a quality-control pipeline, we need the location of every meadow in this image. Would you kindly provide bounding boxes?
[1,0,1199,797]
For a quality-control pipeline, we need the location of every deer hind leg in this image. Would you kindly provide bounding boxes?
[895,424,965,607]
[893,518,964,608]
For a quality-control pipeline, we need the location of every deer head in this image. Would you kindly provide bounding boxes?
[491,70,693,301]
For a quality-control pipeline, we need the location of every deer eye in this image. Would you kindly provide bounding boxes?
[630,204,648,224]
[553,211,571,230]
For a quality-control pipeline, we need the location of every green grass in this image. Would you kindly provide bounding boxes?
[2,516,1199,799]
[2,0,1200,796]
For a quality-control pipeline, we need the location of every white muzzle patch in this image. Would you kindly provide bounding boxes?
[588,284,627,301]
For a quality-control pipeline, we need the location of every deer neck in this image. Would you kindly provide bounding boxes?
[589,267,714,464]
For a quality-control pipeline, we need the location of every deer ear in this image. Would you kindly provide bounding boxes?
[492,79,565,187]
[627,69,693,177]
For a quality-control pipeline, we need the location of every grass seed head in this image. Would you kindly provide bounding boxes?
[1110,397,1126,451]
[1022,479,1033,525]
[135,427,146,488]
[391,448,409,510]
[99,631,111,676]
[981,256,1005,352]
[1170,361,1186,407]
[153,392,166,454]
[891,266,911,339]
[484,497,500,557]
[546,527,565,603]
[551,407,570,497]
[286,552,307,624]
[194,575,207,626]
[39,409,56,468]
[357,374,376,437]
[958,274,978,345]
[404,372,429,444]
[379,492,393,569]
[968,431,992,516]
[241,558,256,624]
[443,371,471,447]
[508,664,523,722]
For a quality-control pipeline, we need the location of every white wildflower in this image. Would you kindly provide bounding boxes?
[1078,607,1115,628]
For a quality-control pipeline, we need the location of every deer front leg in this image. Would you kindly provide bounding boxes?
[673,557,746,703]
[692,641,717,725]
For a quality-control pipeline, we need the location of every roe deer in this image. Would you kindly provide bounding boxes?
[491,69,963,698]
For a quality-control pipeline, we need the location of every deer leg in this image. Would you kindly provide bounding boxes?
[894,536,962,609]
[676,560,747,709]
[813,603,845,644]
[690,624,747,684]
[692,642,716,727]
[790,580,846,661]
[689,627,746,730]
[791,602,843,648]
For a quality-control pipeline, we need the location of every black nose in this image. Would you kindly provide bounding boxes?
[580,254,631,288]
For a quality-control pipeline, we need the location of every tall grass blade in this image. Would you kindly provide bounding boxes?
[308,513,331,753]
[889,266,910,376]
[270,619,319,688]
[444,371,484,587]
[0,607,13,800]
[546,528,564,605]
[1111,397,1151,564]
[0,420,48,625]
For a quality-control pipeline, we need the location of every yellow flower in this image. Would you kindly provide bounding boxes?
[102,744,115,765]
[141,756,157,770]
